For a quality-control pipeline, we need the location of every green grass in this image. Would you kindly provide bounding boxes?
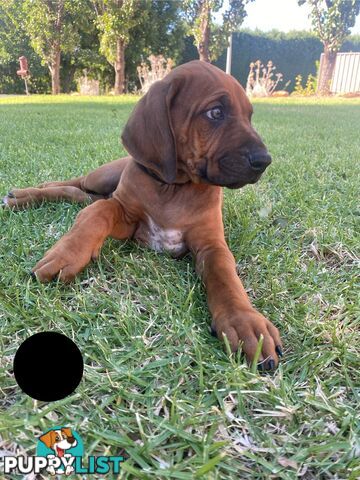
[0,95,359,479]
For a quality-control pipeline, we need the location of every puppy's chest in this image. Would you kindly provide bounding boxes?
[134,216,187,257]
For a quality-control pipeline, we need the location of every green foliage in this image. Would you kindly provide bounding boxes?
[94,0,146,64]
[93,0,186,89]
[60,9,112,92]
[294,73,317,95]
[0,0,50,93]
[120,0,187,89]
[293,59,319,95]
[298,0,360,51]
[1,1,359,95]
[136,1,186,63]
[23,0,87,66]
[0,0,185,93]
[184,0,252,61]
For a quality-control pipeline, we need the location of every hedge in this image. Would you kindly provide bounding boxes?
[181,30,360,92]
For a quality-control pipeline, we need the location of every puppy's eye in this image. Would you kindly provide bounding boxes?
[205,107,224,121]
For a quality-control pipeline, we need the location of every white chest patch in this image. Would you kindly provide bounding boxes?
[146,217,186,255]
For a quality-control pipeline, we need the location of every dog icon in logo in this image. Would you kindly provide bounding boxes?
[39,427,78,476]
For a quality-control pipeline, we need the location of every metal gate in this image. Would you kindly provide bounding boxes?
[328,52,360,93]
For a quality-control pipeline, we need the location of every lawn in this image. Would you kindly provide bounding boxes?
[0,95,359,479]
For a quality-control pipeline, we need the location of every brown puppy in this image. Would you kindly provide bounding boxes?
[4,60,283,370]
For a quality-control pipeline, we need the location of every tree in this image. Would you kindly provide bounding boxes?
[0,0,50,94]
[23,0,85,94]
[125,0,186,89]
[138,0,186,62]
[299,0,360,94]
[0,0,186,94]
[93,0,149,94]
[184,0,252,62]
[60,7,108,93]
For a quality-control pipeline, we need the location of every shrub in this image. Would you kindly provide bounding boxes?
[246,60,288,97]
[293,60,319,96]
[137,55,173,94]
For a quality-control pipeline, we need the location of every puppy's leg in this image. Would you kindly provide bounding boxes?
[2,185,104,209]
[3,157,130,209]
[186,227,283,370]
[32,198,136,282]
[2,175,86,209]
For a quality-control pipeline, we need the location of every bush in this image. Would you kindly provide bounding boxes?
[246,60,286,97]
[137,55,173,93]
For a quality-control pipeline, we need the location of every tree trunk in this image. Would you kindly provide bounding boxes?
[114,38,125,95]
[49,48,61,95]
[50,0,64,95]
[198,0,211,62]
[62,63,76,93]
[317,46,337,95]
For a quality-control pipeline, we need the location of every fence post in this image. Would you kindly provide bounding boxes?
[226,34,233,75]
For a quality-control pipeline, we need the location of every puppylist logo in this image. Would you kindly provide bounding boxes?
[1,426,124,476]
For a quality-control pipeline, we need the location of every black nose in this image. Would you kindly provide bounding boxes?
[248,151,272,171]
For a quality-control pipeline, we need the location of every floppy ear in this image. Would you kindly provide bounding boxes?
[39,431,54,449]
[61,427,72,437]
[121,79,181,183]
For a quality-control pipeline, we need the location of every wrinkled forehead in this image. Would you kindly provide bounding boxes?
[168,61,252,115]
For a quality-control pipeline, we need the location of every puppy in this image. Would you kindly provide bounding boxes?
[3,61,283,369]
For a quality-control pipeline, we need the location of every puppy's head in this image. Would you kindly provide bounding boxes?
[122,60,271,187]
[39,428,77,455]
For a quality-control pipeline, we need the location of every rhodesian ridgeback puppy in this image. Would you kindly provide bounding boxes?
[3,60,283,370]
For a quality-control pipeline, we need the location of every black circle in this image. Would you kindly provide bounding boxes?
[13,332,83,402]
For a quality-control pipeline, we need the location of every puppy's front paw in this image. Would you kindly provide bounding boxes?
[212,309,283,370]
[32,236,94,283]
